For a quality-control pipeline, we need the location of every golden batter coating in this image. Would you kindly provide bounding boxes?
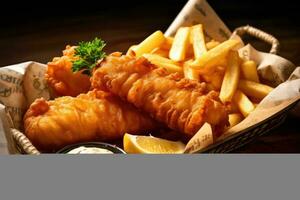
[91,53,229,139]
[45,45,91,97]
[24,89,157,152]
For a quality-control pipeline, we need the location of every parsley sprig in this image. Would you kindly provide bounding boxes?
[72,37,106,76]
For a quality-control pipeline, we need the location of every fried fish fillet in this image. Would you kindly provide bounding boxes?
[24,89,157,152]
[91,53,228,139]
[45,45,91,97]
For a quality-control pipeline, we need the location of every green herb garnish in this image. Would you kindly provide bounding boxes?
[72,37,106,76]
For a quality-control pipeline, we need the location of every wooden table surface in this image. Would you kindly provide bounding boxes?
[0,0,299,153]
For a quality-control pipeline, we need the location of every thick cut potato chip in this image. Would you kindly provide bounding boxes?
[233,90,255,117]
[161,36,174,50]
[126,45,137,56]
[190,24,207,59]
[186,43,195,60]
[241,60,259,82]
[201,66,225,90]
[151,48,169,58]
[219,51,240,103]
[133,31,165,57]
[169,27,190,62]
[190,39,240,69]
[206,40,220,50]
[143,54,183,74]
[228,113,244,128]
[238,80,274,100]
[155,62,183,74]
[143,53,176,64]
[183,60,200,81]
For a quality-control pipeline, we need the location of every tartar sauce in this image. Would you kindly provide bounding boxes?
[67,146,113,154]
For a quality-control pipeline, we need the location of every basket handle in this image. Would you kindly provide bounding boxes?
[232,25,280,54]
[11,128,40,155]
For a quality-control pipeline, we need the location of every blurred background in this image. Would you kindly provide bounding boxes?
[0,0,300,66]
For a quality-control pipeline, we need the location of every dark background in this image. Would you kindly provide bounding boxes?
[0,0,299,152]
[0,0,300,66]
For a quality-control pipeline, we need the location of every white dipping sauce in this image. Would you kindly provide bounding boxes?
[67,146,113,154]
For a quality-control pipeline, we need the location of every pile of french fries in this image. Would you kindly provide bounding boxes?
[126,24,274,129]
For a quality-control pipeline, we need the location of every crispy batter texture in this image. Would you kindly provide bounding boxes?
[24,89,157,152]
[45,45,91,97]
[91,53,229,139]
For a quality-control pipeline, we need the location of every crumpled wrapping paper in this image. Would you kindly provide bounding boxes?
[0,62,50,154]
[0,0,299,154]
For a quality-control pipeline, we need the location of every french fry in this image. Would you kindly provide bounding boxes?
[228,113,244,128]
[201,66,225,90]
[210,76,223,90]
[190,24,207,59]
[241,60,259,82]
[143,53,176,64]
[166,36,174,44]
[211,66,225,90]
[151,48,169,58]
[126,45,137,56]
[142,54,183,74]
[186,43,194,59]
[233,90,255,117]
[161,36,174,50]
[156,62,183,74]
[133,31,165,57]
[189,39,240,69]
[206,40,220,50]
[183,60,200,81]
[238,80,274,100]
[169,27,190,62]
[219,51,240,103]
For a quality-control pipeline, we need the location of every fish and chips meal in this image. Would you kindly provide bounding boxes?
[23,24,274,153]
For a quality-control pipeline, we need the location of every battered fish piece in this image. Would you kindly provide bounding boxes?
[24,90,157,152]
[91,53,228,139]
[45,45,91,97]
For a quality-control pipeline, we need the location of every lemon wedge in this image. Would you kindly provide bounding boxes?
[123,133,185,154]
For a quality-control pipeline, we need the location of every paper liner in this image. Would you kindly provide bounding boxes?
[165,0,231,41]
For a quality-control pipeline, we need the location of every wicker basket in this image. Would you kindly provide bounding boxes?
[9,25,297,154]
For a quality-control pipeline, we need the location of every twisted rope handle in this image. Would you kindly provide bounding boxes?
[232,25,280,54]
[11,128,40,155]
